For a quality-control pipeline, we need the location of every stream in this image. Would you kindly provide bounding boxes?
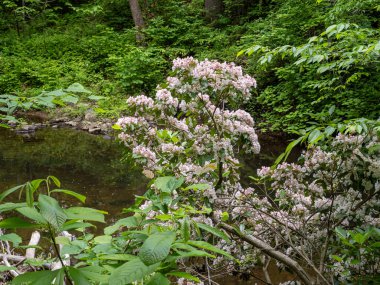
[0,126,299,284]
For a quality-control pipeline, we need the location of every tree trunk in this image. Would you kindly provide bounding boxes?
[205,0,223,20]
[128,0,145,44]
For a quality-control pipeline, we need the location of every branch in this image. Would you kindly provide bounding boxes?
[220,223,314,285]
[25,231,40,259]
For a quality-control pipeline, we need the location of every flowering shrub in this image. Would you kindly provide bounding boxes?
[230,131,380,283]
[116,57,259,199]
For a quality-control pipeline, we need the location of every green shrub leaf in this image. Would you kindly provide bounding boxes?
[138,231,176,265]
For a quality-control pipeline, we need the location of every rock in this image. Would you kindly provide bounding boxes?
[51,117,69,123]
[16,124,36,133]
[84,110,97,122]
[65,121,78,127]
[89,127,101,134]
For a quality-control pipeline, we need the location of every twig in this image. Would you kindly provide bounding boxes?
[3,256,20,277]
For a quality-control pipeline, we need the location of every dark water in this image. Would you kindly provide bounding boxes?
[0,127,299,284]
[0,127,147,219]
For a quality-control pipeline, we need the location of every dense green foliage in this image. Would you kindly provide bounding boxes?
[1,0,378,130]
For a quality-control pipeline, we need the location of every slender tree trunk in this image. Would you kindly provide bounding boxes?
[128,0,145,44]
[205,0,223,20]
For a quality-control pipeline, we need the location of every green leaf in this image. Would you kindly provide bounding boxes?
[65,83,91,94]
[138,231,176,265]
[38,194,67,230]
[77,266,109,283]
[50,189,86,203]
[62,221,94,231]
[65,207,106,223]
[167,272,201,283]
[17,207,46,224]
[0,202,29,213]
[68,267,91,285]
[184,184,211,191]
[109,258,160,285]
[221,212,229,222]
[187,240,234,260]
[55,236,71,245]
[0,265,17,272]
[197,223,231,243]
[154,177,184,193]
[331,255,343,262]
[0,184,24,201]
[47,89,66,97]
[324,126,336,136]
[61,244,83,255]
[0,217,39,229]
[61,95,79,104]
[146,273,170,285]
[181,217,190,242]
[0,233,22,247]
[47,176,61,188]
[53,268,65,285]
[308,129,323,144]
[98,254,136,261]
[88,95,106,101]
[104,216,139,235]
[12,270,61,285]
[93,235,112,244]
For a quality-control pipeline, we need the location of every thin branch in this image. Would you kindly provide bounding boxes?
[220,223,314,285]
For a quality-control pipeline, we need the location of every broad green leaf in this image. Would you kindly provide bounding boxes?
[65,207,106,223]
[0,233,22,247]
[38,194,67,230]
[308,129,322,144]
[50,189,86,203]
[88,95,106,101]
[197,223,231,243]
[61,244,83,255]
[77,266,109,283]
[68,267,91,285]
[53,268,65,285]
[154,176,184,193]
[47,89,66,97]
[98,254,136,261]
[146,273,170,285]
[324,126,336,136]
[167,272,201,283]
[104,216,139,235]
[17,207,46,224]
[66,83,91,94]
[187,240,234,260]
[12,270,61,285]
[184,184,211,191]
[138,231,176,265]
[173,249,215,259]
[55,236,71,245]
[0,202,29,213]
[0,217,39,229]
[61,95,79,104]
[109,258,160,285]
[62,221,94,231]
[94,235,112,244]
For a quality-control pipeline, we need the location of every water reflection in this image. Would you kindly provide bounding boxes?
[0,127,147,218]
